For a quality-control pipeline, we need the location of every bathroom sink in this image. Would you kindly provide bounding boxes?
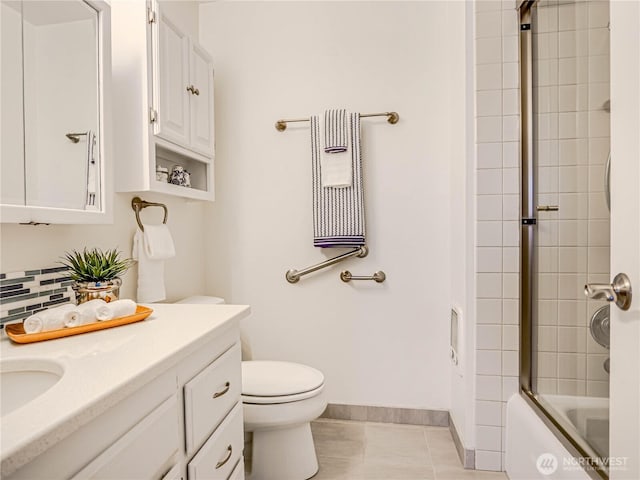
[0,358,64,417]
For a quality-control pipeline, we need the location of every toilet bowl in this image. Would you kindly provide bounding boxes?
[176,296,327,480]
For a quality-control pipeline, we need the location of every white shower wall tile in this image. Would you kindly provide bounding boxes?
[476,400,503,427]
[477,350,503,376]
[477,37,503,65]
[477,169,503,195]
[477,375,503,402]
[477,63,503,91]
[502,221,519,247]
[476,425,502,451]
[502,299,518,325]
[477,143,503,169]
[477,247,503,272]
[477,298,503,324]
[476,450,503,472]
[502,62,519,89]
[477,221,503,247]
[478,116,503,143]
[476,10,502,39]
[474,2,519,471]
[477,325,502,350]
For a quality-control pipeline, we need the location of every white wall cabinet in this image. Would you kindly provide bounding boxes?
[112,0,215,202]
[154,12,214,159]
[0,0,113,224]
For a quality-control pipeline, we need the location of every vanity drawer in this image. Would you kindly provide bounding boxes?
[228,457,245,480]
[187,402,244,480]
[184,342,242,454]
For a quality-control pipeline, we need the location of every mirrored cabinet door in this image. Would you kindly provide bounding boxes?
[0,0,112,224]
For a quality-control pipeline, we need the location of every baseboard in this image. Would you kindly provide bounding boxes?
[448,415,475,469]
[320,403,449,427]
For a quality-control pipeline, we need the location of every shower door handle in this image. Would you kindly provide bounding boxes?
[585,273,632,311]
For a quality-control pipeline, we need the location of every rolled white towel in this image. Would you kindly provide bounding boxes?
[64,299,107,328]
[23,304,76,334]
[96,299,137,321]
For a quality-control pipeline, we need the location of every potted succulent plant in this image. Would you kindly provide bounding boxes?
[61,248,134,304]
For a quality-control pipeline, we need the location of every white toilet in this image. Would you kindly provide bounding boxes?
[176,296,327,480]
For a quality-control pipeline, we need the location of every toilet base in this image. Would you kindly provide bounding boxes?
[247,423,319,480]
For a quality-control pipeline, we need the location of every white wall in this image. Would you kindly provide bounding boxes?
[449,0,477,454]
[200,1,464,410]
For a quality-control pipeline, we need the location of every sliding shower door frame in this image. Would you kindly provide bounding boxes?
[517,1,607,479]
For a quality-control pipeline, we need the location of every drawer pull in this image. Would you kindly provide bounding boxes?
[213,382,230,399]
[215,445,233,469]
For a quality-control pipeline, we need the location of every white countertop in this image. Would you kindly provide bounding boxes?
[0,303,250,476]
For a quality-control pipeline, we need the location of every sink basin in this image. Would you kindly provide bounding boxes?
[1,358,64,417]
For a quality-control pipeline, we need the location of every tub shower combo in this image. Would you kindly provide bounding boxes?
[508,1,622,479]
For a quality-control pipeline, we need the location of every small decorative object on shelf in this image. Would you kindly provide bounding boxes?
[155,166,169,183]
[170,165,191,187]
[60,248,134,304]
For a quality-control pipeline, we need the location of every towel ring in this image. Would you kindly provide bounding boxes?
[131,196,168,232]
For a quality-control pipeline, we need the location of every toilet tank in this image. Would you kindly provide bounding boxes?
[175,296,225,305]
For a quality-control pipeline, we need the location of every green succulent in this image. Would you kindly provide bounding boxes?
[60,248,134,282]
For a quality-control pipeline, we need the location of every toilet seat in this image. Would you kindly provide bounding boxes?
[242,361,325,404]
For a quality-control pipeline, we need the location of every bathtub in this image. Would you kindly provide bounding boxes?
[505,394,605,480]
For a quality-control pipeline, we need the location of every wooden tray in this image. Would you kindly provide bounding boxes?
[5,305,153,344]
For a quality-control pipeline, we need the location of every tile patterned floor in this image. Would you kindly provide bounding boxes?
[311,419,508,480]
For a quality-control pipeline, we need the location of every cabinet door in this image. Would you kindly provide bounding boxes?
[72,396,180,480]
[188,42,214,157]
[155,10,190,148]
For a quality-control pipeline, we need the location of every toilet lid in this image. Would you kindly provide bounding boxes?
[242,361,324,397]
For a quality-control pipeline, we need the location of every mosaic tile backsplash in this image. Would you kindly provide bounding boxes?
[0,267,74,326]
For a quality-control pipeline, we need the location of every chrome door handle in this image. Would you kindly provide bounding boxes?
[585,273,632,311]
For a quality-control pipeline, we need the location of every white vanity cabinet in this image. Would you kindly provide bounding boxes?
[1,305,248,480]
[112,0,215,202]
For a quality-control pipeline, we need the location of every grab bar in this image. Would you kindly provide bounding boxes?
[340,270,386,283]
[131,196,168,231]
[286,246,368,283]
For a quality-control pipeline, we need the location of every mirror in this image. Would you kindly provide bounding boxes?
[1,0,102,213]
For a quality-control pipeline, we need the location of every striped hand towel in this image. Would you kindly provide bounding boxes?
[311,113,366,248]
[324,109,348,153]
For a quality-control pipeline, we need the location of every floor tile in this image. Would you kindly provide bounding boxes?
[311,420,509,480]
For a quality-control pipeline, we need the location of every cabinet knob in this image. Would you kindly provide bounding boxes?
[186,85,200,96]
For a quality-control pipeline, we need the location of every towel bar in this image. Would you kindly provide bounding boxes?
[286,246,368,283]
[340,270,386,283]
[131,196,168,232]
[275,111,399,132]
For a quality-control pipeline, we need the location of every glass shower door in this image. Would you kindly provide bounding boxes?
[524,0,612,472]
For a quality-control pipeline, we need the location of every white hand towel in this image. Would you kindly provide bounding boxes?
[320,112,353,187]
[143,224,176,260]
[96,299,137,321]
[23,303,76,334]
[132,229,167,303]
[64,299,106,328]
